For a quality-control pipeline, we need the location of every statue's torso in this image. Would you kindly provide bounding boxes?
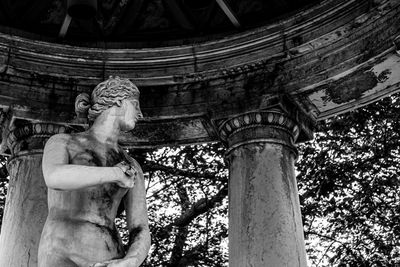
[47,133,129,226]
[40,132,131,264]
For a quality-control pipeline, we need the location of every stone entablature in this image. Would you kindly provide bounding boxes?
[0,0,399,148]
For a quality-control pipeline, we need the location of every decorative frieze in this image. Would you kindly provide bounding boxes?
[216,109,302,155]
[217,109,299,142]
[214,95,316,155]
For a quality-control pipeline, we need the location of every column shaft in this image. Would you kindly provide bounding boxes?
[216,106,314,267]
[0,153,47,266]
[229,142,307,267]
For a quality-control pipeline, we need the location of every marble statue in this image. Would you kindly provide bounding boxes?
[38,76,151,267]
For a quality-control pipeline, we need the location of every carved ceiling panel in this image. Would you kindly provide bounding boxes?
[0,0,320,44]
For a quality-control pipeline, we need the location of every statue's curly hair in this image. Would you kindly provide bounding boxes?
[75,76,140,122]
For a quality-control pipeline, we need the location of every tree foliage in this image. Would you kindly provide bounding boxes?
[0,95,400,266]
[128,144,229,267]
[297,95,400,266]
[0,155,8,225]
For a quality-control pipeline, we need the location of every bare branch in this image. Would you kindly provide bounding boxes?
[143,161,225,181]
[175,230,228,267]
[168,183,190,267]
[174,184,228,227]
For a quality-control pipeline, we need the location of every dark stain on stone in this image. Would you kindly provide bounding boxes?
[133,121,181,142]
[292,35,303,47]
[128,226,143,246]
[141,85,170,107]
[105,241,111,252]
[90,221,124,254]
[280,151,293,202]
[105,148,124,166]
[84,149,102,166]
[324,71,378,104]
[243,75,257,98]
[241,62,284,97]
[48,85,59,110]
[86,183,120,217]
[377,69,391,83]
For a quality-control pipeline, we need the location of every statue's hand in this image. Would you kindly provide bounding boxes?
[92,258,140,267]
[92,259,124,267]
[114,161,136,189]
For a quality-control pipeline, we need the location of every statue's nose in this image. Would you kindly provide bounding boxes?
[137,110,143,119]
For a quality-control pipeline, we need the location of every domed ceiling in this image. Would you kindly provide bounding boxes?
[0,0,320,46]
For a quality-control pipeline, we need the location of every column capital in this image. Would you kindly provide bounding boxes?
[214,95,317,153]
[6,120,78,157]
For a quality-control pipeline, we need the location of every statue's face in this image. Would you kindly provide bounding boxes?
[120,98,142,131]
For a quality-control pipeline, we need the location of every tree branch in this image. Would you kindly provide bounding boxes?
[156,184,228,244]
[143,161,225,181]
[167,183,191,267]
[175,230,228,267]
[174,184,228,227]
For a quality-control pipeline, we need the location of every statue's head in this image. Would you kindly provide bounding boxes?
[75,76,141,123]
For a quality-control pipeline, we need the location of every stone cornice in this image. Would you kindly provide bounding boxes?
[0,0,396,113]
[0,0,371,85]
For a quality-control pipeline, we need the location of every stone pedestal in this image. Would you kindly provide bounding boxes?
[0,122,72,267]
[217,106,314,267]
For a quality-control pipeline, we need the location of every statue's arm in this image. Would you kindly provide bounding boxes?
[42,134,131,191]
[122,163,151,266]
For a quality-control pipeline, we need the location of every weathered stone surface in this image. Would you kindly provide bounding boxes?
[122,117,213,148]
[228,142,306,267]
[0,122,76,266]
[218,102,314,266]
[0,1,398,267]
[0,0,398,147]
[303,51,400,119]
[0,153,47,267]
[38,76,150,266]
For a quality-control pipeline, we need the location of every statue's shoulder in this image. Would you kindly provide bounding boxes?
[130,157,144,177]
[45,133,89,150]
[45,133,73,146]
[130,157,141,169]
[120,150,143,173]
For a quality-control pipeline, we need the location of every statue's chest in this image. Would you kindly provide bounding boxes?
[68,147,129,201]
[86,182,126,206]
[69,147,124,167]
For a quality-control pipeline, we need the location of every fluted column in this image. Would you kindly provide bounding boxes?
[217,102,315,267]
[0,122,75,267]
